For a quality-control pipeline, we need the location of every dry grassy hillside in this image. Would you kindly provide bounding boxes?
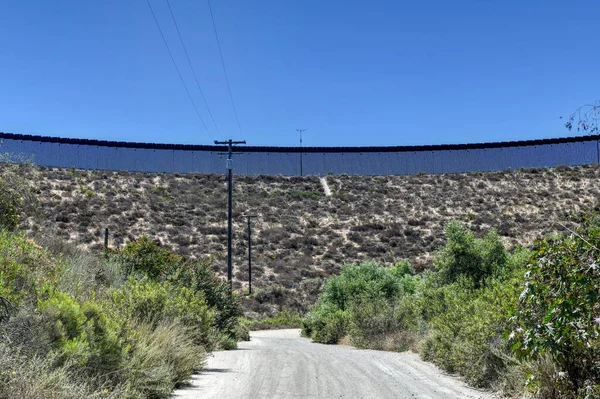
[12,163,600,316]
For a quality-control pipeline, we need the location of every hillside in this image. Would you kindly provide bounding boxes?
[10,163,600,316]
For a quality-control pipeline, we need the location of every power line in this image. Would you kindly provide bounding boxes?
[207,0,244,137]
[145,0,213,139]
[165,0,220,133]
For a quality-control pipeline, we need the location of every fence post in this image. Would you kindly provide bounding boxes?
[104,228,109,250]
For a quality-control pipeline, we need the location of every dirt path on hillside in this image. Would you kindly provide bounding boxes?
[319,176,332,196]
[172,329,493,399]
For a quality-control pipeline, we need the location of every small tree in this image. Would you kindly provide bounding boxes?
[434,221,508,287]
[512,216,600,396]
[0,154,38,231]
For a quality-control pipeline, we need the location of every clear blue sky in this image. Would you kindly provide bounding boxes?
[1,0,598,147]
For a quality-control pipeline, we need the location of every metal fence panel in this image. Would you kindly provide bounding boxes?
[191,151,221,174]
[2,136,599,176]
[36,141,61,166]
[549,141,597,166]
[78,144,99,170]
[403,151,435,174]
[434,150,464,174]
[302,153,326,176]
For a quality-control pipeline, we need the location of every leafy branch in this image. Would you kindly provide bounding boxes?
[564,101,600,135]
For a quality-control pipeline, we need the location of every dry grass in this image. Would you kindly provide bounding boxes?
[8,163,600,316]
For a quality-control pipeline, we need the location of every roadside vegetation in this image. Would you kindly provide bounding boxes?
[10,162,600,319]
[302,218,600,398]
[240,309,302,331]
[0,164,248,398]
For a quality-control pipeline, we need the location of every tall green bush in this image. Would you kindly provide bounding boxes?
[434,221,507,287]
[0,178,22,231]
[38,290,126,372]
[123,321,205,399]
[111,277,216,350]
[421,271,524,387]
[165,260,240,339]
[0,231,58,305]
[512,216,600,397]
[322,262,408,311]
[302,262,418,344]
[118,236,183,278]
[0,162,39,231]
[111,237,242,342]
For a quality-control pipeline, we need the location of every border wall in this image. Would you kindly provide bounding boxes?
[1,132,599,176]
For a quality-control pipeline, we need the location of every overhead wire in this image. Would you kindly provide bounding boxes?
[145,0,213,140]
[165,0,220,133]
[207,0,244,138]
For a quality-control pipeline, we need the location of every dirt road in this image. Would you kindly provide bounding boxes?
[172,329,493,399]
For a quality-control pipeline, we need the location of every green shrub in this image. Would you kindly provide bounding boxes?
[303,262,420,345]
[348,295,419,351]
[0,231,57,305]
[434,221,508,287]
[79,301,125,371]
[241,309,302,331]
[322,262,406,311]
[421,272,523,388]
[216,333,238,350]
[0,163,38,231]
[233,322,250,341]
[123,321,204,399]
[118,236,183,279]
[164,285,216,350]
[0,178,22,231]
[165,261,240,340]
[418,239,529,390]
[56,248,125,299]
[512,216,600,397]
[302,303,348,344]
[111,277,216,350]
[111,278,169,325]
[0,344,119,399]
[38,291,125,372]
[111,240,241,340]
[39,291,87,347]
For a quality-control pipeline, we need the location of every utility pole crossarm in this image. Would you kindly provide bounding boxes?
[214,140,246,145]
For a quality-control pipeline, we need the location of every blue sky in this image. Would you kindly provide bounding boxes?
[1,0,599,147]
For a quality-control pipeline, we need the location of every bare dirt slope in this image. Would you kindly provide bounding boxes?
[10,163,600,316]
[172,329,493,399]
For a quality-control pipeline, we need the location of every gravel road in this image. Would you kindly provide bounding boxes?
[172,329,494,399]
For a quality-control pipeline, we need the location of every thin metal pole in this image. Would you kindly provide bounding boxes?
[247,215,252,294]
[297,129,306,176]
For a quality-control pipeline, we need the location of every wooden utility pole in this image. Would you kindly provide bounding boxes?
[215,139,246,293]
[246,215,254,294]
